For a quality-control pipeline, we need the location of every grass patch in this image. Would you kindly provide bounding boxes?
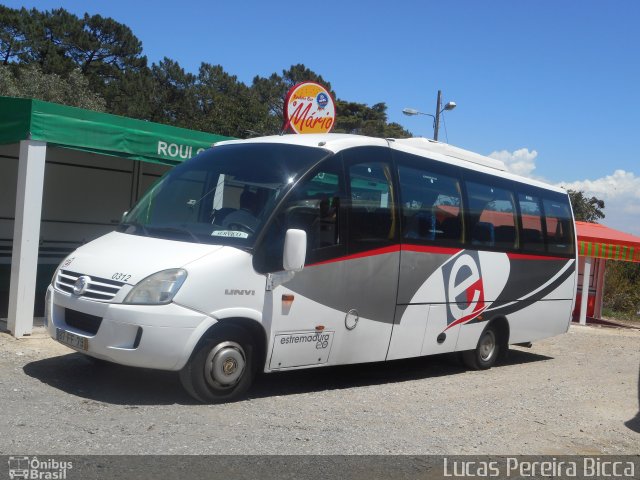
[602,307,640,322]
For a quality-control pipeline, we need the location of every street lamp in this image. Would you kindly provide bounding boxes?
[403,90,456,141]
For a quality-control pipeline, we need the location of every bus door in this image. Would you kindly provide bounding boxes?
[387,153,466,359]
[259,147,400,369]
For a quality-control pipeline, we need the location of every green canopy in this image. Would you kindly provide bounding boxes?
[0,96,233,165]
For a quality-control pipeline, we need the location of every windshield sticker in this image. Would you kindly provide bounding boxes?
[211,230,249,239]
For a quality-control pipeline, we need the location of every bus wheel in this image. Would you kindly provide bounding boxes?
[462,325,499,370]
[179,328,254,403]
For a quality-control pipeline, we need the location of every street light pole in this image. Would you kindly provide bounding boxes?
[434,90,442,141]
[402,90,456,141]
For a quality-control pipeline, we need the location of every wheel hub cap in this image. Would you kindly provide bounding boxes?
[204,341,246,389]
[222,357,238,376]
[480,332,496,361]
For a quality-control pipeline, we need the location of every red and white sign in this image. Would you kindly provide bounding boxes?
[283,82,336,134]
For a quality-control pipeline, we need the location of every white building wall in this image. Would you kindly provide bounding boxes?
[0,143,170,327]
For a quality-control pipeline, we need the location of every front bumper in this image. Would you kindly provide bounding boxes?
[45,285,215,371]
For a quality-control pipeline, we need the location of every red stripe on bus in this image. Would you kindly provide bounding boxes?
[401,244,462,255]
[308,245,401,267]
[444,305,488,331]
[308,245,566,268]
[307,243,463,268]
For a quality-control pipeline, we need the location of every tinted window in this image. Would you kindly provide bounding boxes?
[254,155,345,272]
[518,193,546,252]
[348,160,396,251]
[122,143,327,246]
[398,164,463,244]
[150,169,207,225]
[543,197,574,255]
[466,181,517,250]
[342,147,397,253]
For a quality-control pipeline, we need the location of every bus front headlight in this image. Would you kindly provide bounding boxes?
[124,269,187,305]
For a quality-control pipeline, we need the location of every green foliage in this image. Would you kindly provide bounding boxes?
[334,101,411,138]
[0,6,411,139]
[0,5,29,65]
[0,6,146,97]
[384,122,413,138]
[251,65,412,138]
[148,58,197,125]
[252,64,335,135]
[103,68,156,119]
[0,65,18,96]
[0,64,105,111]
[20,8,83,74]
[568,189,605,222]
[68,12,146,75]
[603,261,640,320]
[192,63,271,138]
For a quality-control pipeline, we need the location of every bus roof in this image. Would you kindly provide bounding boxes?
[390,137,506,171]
[214,133,566,194]
[214,133,388,151]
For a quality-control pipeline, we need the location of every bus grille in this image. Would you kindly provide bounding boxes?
[55,270,125,301]
[64,308,102,335]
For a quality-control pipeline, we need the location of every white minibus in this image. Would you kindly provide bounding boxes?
[46,134,577,402]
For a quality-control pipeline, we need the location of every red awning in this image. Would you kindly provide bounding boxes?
[576,221,640,262]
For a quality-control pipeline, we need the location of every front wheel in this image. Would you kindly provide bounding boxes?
[461,325,499,370]
[179,328,254,403]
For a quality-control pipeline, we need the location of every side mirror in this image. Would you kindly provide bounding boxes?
[283,229,307,272]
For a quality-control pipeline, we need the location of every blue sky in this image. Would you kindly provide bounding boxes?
[5,0,640,233]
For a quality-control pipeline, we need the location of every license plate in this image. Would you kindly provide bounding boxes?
[56,328,89,351]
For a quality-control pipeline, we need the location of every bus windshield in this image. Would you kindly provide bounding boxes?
[119,142,329,247]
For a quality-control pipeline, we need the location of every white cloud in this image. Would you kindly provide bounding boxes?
[487,148,640,236]
[489,148,640,236]
[488,148,538,177]
[559,170,640,201]
[558,170,640,236]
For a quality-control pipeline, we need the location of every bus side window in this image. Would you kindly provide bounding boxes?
[347,161,396,251]
[397,164,463,244]
[340,146,398,254]
[285,171,343,253]
[542,197,574,256]
[254,157,346,272]
[518,193,546,252]
[466,181,517,250]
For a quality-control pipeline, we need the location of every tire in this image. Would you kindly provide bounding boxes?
[179,327,254,403]
[461,324,500,370]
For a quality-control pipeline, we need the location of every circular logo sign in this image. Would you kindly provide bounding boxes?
[316,92,329,108]
[283,82,336,134]
[73,275,91,296]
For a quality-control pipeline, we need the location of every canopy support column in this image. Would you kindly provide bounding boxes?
[579,256,592,326]
[593,258,606,319]
[8,140,47,338]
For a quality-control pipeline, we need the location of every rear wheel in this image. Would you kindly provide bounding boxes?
[180,328,254,403]
[462,325,499,370]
